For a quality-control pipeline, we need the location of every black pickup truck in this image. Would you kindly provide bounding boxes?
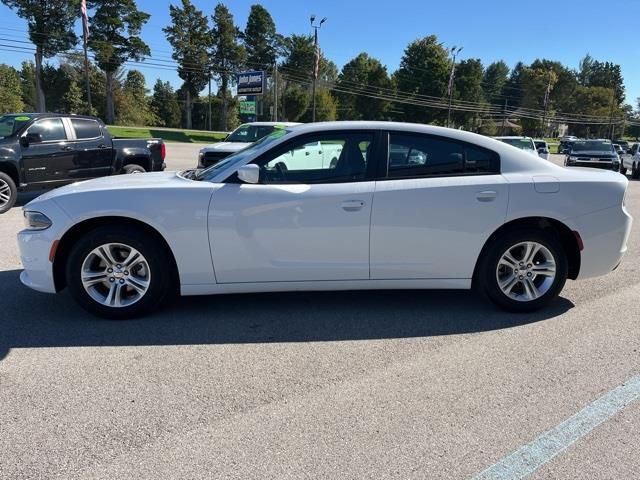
[0,113,166,213]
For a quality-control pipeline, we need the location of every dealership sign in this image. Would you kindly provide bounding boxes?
[240,100,256,115]
[236,71,265,95]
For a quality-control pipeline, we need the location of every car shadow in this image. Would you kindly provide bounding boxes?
[0,269,574,361]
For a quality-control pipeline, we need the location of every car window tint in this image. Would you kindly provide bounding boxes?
[388,133,499,177]
[257,133,373,184]
[71,119,102,139]
[27,118,67,142]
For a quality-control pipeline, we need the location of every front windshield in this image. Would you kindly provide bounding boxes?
[0,114,33,138]
[499,138,535,151]
[571,141,614,153]
[194,127,290,181]
[226,124,275,143]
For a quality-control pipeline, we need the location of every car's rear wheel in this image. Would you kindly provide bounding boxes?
[478,229,568,312]
[0,172,17,214]
[619,162,627,175]
[66,226,172,319]
[632,163,640,180]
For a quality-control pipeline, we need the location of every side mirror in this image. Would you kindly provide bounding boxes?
[21,132,43,147]
[237,164,260,184]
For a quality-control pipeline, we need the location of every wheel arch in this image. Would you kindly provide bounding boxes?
[52,216,180,292]
[0,162,20,186]
[473,216,581,285]
[121,155,150,172]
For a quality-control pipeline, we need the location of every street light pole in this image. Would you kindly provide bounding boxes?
[446,46,463,128]
[310,15,326,122]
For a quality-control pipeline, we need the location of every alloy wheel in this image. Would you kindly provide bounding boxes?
[81,243,151,308]
[496,241,557,302]
[0,178,11,209]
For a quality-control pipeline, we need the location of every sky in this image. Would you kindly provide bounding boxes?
[1,0,639,105]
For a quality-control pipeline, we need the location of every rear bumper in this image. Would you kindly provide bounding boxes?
[572,204,633,279]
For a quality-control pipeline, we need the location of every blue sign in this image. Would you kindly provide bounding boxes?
[236,71,265,95]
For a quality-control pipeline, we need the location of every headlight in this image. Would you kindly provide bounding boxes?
[568,156,578,161]
[23,211,52,230]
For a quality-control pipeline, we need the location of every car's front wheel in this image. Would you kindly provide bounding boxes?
[0,172,17,214]
[66,226,173,319]
[478,229,568,312]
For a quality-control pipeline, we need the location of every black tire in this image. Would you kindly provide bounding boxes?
[122,164,146,174]
[66,226,173,319]
[477,228,568,312]
[0,172,17,214]
[632,163,640,180]
[619,162,627,175]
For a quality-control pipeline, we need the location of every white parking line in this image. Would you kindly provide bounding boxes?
[472,375,640,480]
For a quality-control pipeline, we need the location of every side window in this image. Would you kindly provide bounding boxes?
[387,133,499,178]
[71,119,102,139]
[257,133,373,184]
[27,118,67,142]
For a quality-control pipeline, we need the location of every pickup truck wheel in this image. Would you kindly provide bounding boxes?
[122,164,146,174]
[66,226,172,319]
[0,172,17,214]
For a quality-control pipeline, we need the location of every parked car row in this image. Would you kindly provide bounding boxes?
[0,113,166,214]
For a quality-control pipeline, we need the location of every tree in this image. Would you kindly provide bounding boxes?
[210,3,246,131]
[164,0,210,129]
[0,64,25,113]
[281,34,337,83]
[60,81,85,114]
[1,0,79,112]
[336,53,392,120]
[117,70,155,125]
[151,79,181,128]
[482,61,509,104]
[282,83,310,121]
[88,0,150,124]
[570,86,617,137]
[395,35,451,124]
[243,4,280,69]
[503,61,525,109]
[300,88,337,122]
[19,61,36,111]
[452,58,484,129]
[519,66,558,135]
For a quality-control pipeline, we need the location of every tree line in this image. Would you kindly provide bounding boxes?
[1,0,639,138]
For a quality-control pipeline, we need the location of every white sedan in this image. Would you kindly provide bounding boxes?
[18,122,632,318]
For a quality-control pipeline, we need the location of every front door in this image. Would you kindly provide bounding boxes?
[208,131,376,284]
[21,118,75,185]
[370,132,509,279]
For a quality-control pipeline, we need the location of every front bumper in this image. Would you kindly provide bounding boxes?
[17,228,57,293]
[566,160,619,170]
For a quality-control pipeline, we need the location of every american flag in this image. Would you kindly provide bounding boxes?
[447,63,456,97]
[313,45,321,80]
[81,0,89,39]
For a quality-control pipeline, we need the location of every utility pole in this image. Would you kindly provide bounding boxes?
[310,15,327,122]
[273,62,278,121]
[541,75,552,138]
[501,99,508,136]
[208,74,212,131]
[81,0,92,114]
[446,46,463,128]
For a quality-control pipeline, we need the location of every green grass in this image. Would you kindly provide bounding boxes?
[107,126,228,143]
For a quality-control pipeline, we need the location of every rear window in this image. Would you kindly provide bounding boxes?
[71,118,102,139]
[498,138,535,151]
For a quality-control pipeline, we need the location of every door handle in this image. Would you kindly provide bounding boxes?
[98,144,108,149]
[341,200,366,212]
[476,190,497,202]
[60,145,73,151]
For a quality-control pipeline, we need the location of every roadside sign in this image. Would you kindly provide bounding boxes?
[236,71,265,95]
[240,100,257,115]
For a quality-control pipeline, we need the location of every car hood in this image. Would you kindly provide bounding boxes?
[570,150,617,157]
[200,141,249,153]
[30,171,189,203]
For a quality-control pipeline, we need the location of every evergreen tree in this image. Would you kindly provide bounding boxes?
[163,0,210,129]
[337,53,392,120]
[0,64,25,113]
[243,4,280,69]
[151,79,181,128]
[88,0,150,124]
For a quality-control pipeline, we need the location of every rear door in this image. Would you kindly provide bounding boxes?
[21,118,75,185]
[69,118,113,178]
[370,131,509,279]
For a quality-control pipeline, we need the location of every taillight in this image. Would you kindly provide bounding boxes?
[160,143,166,160]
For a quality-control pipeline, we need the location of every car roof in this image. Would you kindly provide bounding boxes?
[494,136,533,140]
[239,122,301,127]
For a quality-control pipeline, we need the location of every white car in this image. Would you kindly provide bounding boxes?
[620,143,640,179]
[18,122,632,318]
[198,122,300,168]
[495,136,548,160]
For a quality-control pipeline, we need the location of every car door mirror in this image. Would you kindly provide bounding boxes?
[21,132,43,147]
[237,164,260,184]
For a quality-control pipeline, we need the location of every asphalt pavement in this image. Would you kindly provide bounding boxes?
[0,149,638,479]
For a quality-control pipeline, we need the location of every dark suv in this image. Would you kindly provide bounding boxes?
[564,139,619,171]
